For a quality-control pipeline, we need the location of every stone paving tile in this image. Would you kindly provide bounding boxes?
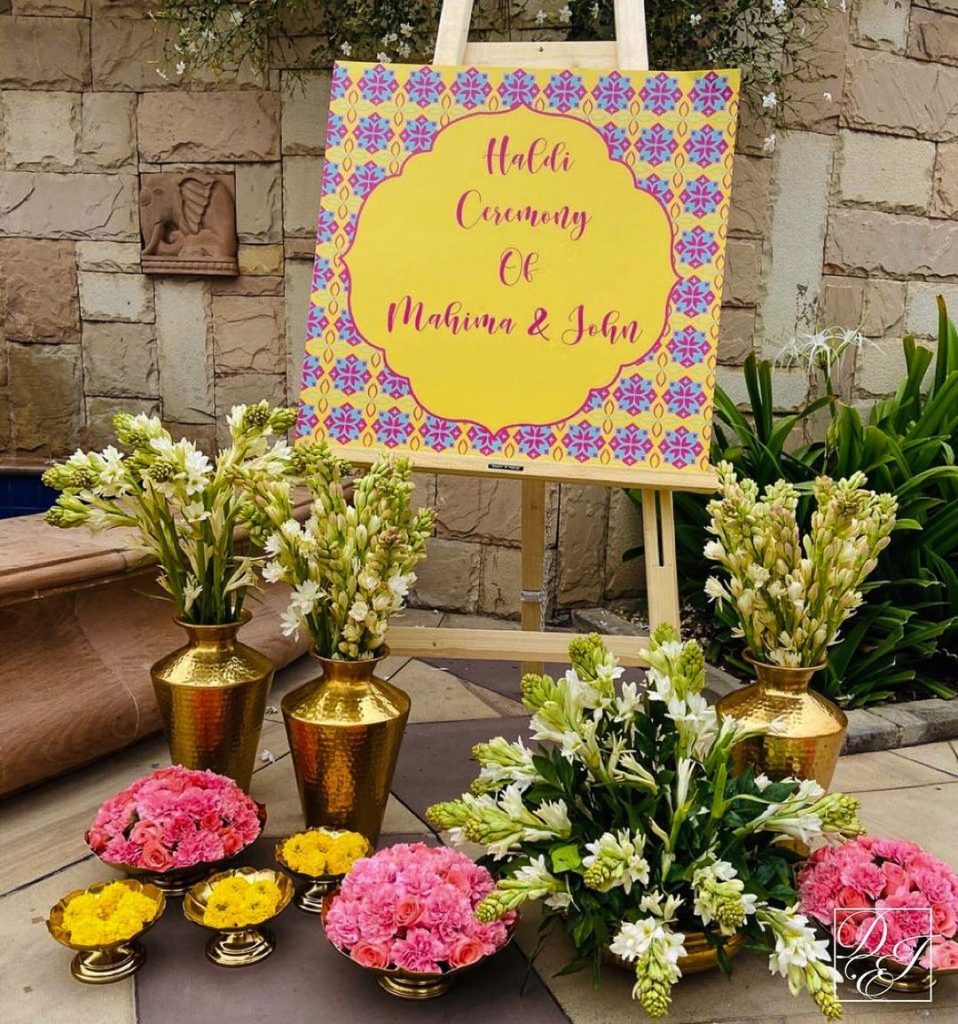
[135,837,566,1024]
[392,716,530,822]
[250,752,429,837]
[831,750,956,793]
[390,659,502,723]
[421,656,568,701]
[855,781,958,864]
[460,678,527,717]
[3,856,136,1024]
[892,741,958,778]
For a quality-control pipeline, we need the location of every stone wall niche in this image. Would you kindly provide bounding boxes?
[139,172,238,276]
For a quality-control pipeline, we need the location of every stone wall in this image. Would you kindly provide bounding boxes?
[0,2,956,619]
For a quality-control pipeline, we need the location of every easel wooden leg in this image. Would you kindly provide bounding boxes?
[641,489,681,634]
[520,478,546,678]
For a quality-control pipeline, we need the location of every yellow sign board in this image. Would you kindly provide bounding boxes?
[298,62,739,482]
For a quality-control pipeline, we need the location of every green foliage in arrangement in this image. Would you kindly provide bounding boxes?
[627,298,958,707]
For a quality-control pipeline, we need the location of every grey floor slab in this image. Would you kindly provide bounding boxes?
[134,837,566,1024]
[392,716,531,820]
[3,855,136,1024]
[421,658,568,701]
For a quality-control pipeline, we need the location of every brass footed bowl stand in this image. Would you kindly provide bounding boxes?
[183,866,293,967]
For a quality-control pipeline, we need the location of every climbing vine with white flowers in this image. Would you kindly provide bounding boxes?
[155,0,836,134]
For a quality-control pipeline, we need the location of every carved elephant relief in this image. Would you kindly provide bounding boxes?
[139,172,238,276]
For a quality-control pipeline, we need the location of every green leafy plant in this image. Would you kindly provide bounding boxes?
[155,0,829,125]
[428,631,863,1021]
[628,298,958,706]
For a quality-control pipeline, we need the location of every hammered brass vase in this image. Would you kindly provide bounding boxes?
[282,649,408,844]
[716,652,846,789]
[150,611,274,792]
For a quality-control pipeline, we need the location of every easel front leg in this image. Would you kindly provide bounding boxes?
[641,489,680,634]
[520,478,546,677]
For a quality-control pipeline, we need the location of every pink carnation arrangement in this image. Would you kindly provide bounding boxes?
[798,836,958,971]
[86,765,264,873]
[324,842,516,974]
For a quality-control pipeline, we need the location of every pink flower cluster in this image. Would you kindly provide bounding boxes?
[324,843,515,974]
[87,766,263,873]
[799,836,958,970]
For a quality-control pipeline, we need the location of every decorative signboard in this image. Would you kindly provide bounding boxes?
[297,61,739,485]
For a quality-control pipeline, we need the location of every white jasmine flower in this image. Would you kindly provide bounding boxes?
[690,12,702,25]
[559,4,572,22]
[376,51,390,63]
[762,91,778,109]
[175,60,186,76]
[259,749,276,764]
[340,41,352,56]
[535,9,548,25]
[763,133,777,153]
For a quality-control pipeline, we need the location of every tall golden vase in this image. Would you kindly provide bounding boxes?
[150,611,274,792]
[282,649,409,844]
[715,653,847,789]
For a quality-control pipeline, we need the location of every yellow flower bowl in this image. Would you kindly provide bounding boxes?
[47,878,166,984]
[182,866,293,968]
[274,828,372,914]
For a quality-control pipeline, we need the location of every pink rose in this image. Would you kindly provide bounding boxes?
[932,900,957,938]
[395,895,423,928]
[922,937,958,971]
[140,839,174,872]
[447,936,485,968]
[130,820,163,845]
[219,827,246,857]
[199,811,222,832]
[87,827,110,853]
[350,941,390,969]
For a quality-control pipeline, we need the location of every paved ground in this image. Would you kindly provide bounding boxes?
[3,611,958,1024]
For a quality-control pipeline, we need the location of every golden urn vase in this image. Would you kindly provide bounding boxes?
[282,649,408,844]
[150,611,274,792]
[716,653,847,789]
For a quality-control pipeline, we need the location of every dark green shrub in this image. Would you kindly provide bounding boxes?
[627,297,958,707]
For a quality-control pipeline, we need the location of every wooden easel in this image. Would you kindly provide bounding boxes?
[382,0,717,670]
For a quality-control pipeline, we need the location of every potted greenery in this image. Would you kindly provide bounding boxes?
[42,402,312,790]
[249,454,435,842]
[704,464,897,787]
[428,629,863,1020]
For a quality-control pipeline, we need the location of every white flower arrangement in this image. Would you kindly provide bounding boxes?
[428,630,863,1020]
[249,455,435,660]
[43,402,302,624]
[704,463,897,667]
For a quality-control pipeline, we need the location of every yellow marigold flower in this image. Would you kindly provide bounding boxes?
[203,875,282,928]
[62,885,160,945]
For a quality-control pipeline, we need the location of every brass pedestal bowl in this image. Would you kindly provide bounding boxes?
[274,829,372,914]
[321,897,518,999]
[183,866,293,967]
[47,879,166,984]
